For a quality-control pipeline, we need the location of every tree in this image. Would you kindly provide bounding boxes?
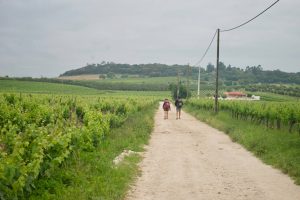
[169,83,191,99]
[219,62,226,71]
[107,72,116,79]
[206,63,215,73]
[99,74,106,79]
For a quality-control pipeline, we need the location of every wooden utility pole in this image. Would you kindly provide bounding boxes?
[197,65,201,99]
[186,64,190,99]
[214,29,220,113]
[177,68,180,99]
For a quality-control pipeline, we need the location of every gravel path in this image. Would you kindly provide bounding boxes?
[126,103,300,200]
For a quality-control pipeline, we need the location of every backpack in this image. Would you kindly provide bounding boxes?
[163,102,170,110]
[178,101,183,107]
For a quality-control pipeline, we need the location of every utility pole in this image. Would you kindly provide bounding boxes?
[177,68,180,99]
[186,64,190,99]
[214,29,220,113]
[197,65,201,99]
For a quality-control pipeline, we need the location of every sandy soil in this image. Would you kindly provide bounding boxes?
[58,74,101,80]
[126,103,300,200]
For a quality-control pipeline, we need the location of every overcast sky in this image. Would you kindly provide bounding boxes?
[0,0,299,77]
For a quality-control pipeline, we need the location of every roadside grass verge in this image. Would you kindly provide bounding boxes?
[185,104,300,185]
[28,103,157,200]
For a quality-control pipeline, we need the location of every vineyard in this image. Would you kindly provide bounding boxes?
[187,99,300,133]
[243,84,300,97]
[0,93,157,199]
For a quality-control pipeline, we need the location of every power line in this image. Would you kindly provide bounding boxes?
[192,0,280,66]
[221,0,280,32]
[192,29,217,67]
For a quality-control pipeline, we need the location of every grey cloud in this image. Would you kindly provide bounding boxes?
[0,0,299,77]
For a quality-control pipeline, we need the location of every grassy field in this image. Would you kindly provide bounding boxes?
[60,75,186,84]
[0,79,169,97]
[96,76,207,90]
[95,76,178,84]
[0,80,103,94]
[58,75,202,90]
[251,92,299,102]
[2,79,298,102]
[5,78,299,100]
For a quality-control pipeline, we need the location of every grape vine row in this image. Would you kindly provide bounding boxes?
[187,99,300,133]
[0,93,156,199]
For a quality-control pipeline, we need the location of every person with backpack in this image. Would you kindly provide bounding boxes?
[175,98,183,119]
[162,99,171,119]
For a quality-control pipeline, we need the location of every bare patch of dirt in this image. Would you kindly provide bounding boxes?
[58,74,101,80]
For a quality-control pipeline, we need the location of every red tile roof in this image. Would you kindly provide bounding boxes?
[224,92,246,97]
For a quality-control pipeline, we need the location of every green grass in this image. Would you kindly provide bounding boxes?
[0,80,104,95]
[252,92,300,102]
[4,78,297,102]
[185,105,300,185]
[97,76,177,84]
[105,90,170,98]
[28,103,157,200]
[0,79,169,97]
[88,76,201,90]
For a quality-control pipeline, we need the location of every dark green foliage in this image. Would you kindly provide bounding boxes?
[59,62,300,85]
[62,107,71,120]
[219,64,300,85]
[60,62,191,77]
[99,74,106,79]
[1,62,300,92]
[107,72,116,79]
[242,84,300,97]
[206,63,215,73]
[3,93,17,105]
[75,106,85,122]
[169,83,191,99]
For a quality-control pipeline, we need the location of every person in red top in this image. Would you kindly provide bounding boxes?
[162,99,171,119]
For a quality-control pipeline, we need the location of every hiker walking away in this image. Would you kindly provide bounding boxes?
[175,98,183,119]
[162,99,171,119]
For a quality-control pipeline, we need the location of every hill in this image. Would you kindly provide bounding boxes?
[60,62,300,85]
[60,62,191,77]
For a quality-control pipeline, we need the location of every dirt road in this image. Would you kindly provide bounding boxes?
[126,103,300,200]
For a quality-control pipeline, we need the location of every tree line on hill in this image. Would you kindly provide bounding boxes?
[1,62,299,95]
[242,84,300,97]
[60,62,192,77]
[60,61,300,85]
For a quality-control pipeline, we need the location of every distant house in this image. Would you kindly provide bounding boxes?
[224,91,246,98]
[251,95,260,100]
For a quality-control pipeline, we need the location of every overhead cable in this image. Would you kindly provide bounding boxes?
[193,30,217,67]
[221,0,280,32]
